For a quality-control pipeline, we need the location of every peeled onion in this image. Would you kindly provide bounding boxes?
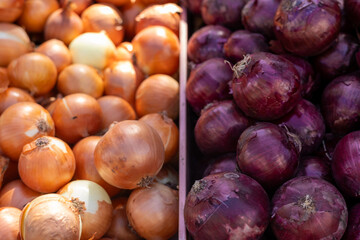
[0,180,41,209]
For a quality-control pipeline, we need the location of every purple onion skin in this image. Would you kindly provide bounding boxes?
[201,0,247,29]
[343,203,360,240]
[184,0,203,14]
[186,58,233,115]
[321,72,360,135]
[195,100,251,155]
[275,99,325,155]
[237,122,300,191]
[313,33,359,81]
[281,54,318,99]
[332,131,360,198]
[187,25,231,64]
[274,0,342,57]
[232,52,301,121]
[202,153,238,177]
[223,30,269,63]
[184,172,270,240]
[241,0,281,39]
[271,176,348,240]
[295,156,331,181]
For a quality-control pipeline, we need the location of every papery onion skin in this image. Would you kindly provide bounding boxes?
[186,58,233,115]
[0,180,41,209]
[0,207,21,240]
[332,131,360,198]
[321,72,360,135]
[275,99,325,155]
[271,176,348,240]
[274,0,341,57]
[184,172,270,240]
[19,194,82,240]
[223,30,269,63]
[232,52,301,121]
[0,0,24,23]
[343,203,360,239]
[195,100,251,155]
[295,156,331,181]
[58,180,113,240]
[126,183,178,240]
[141,0,178,5]
[202,153,238,177]
[114,42,133,61]
[94,120,164,189]
[241,0,280,39]
[0,87,35,115]
[0,102,55,161]
[18,136,76,193]
[187,25,231,63]
[237,122,300,190]
[59,0,92,15]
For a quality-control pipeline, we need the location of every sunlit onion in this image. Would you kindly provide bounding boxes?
[0,207,21,240]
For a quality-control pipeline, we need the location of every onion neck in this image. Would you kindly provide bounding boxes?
[35,137,50,147]
[138,176,154,188]
[192,179,206,194]
[228,54,251,78]
[37,119,50,133]
[297,194,315,214]
[71,197,86,215]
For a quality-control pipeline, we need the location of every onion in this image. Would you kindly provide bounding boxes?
[332,131,360,198]
[94,120,164,189]
[141,0,178,5]
[135,3,182,36]
[154,164,178,190]
[0,207,21,240]
[0,68,9,93]
[0,23,32,67]
[343,203,360,239]
[195,100,251,155]
[98,96,136,131]
[126,183,178,240]
[59,0,92,15]
[321,72,360,135]
[237,122,301,190]
[69,32,116,70]
[121,0,146,39]
[82,4,124,46]
[20,194,82,240]
[183,0,202,14]
[114,42,133,61]
[7,52,57,96]
[35,39,72,73]
[103,60,144,106]
[223,30,269,63]
[187,25,231,63]
[44,2,84,46]
[18,0,59,33]
[0,0,24,23]
[57,63,104,98]
[271,176,348,240]
[313,33,359,81]
[132,26,180,76]
[52,93,102,144]
[139,113,179,163]
[275,99,325,155]
[241,0,280,39]
[18,136,75,193]
[186,58,233,115]
[232,52,301,120]
[135,74,179,119]
[58,180,113,240]
[95,0,130,6]
[0,102,55,161]
[295,156,331,181]
[274,0,341,57]
[0,87,35,115]
[201,0,247,28]
[184,172,270,239]
[0,180,41,209]
[202,153,238,177]
[73,136,122,197]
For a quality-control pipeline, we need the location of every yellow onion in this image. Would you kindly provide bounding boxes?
[0,0,24,23]
[0,180,41,209]
[0,207,21,240]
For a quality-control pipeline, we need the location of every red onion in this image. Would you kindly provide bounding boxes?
[186,58,233,114]
[223,30,269,63]
[184,0,202,14]
[187,25,231,63]
[241,0,280,39]
[295,156,331,181]
[313,33,359,80]
[237,122,300,190]
[202,153,238,177]
[321,72,360,135]
[343,203,360,239]
[275,99,325,155]
[271,176,348,240]
[201,0,247,29]
[274,0,342,57]
[184,172,270,239]
[332,131,360,198]
[194,100,251,155]
[231,52,301,121]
